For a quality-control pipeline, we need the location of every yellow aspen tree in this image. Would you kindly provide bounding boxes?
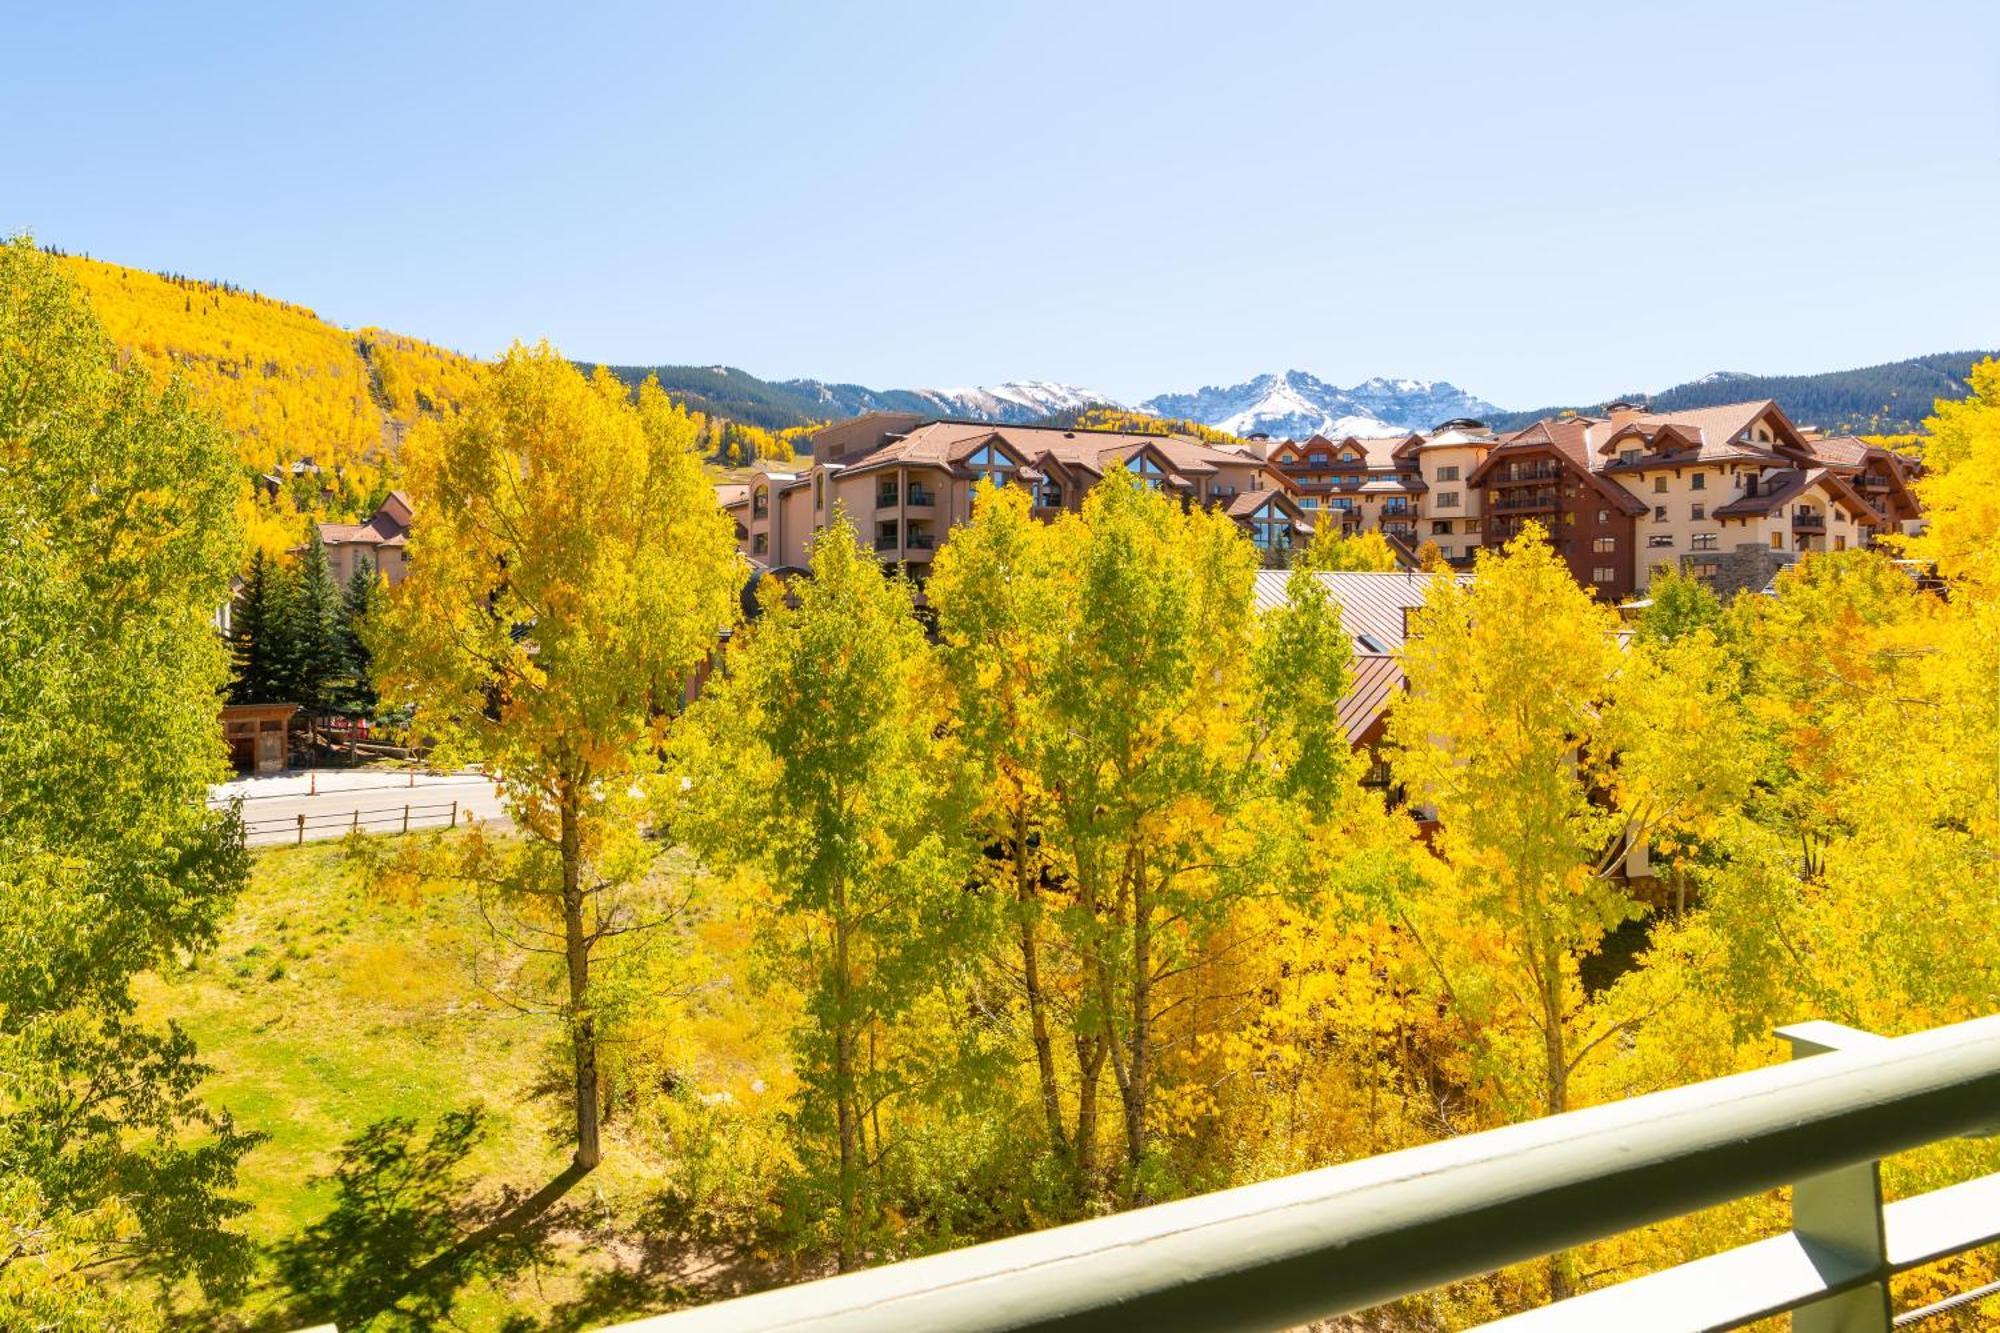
[669,516,981,1270]
[370,344,740,1171]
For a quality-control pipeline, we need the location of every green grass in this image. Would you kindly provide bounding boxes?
[131,834,684,1331]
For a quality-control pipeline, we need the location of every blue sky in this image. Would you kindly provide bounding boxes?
[5,1,1997,407]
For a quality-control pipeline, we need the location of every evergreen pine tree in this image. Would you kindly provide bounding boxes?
[285,531,346,716]
[340,554,381,714]
[229,549,291,703]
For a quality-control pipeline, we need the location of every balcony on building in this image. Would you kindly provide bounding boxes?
[1489,491,1561,513]
[873,520,899,553]
[906,483,937,509]
[1381,500,1413,518]
[1793,509,1826,531]
[875,479,899,509]
[1490,463,1563,486]
[904,523,937,557]
[625,1014,2000,1333]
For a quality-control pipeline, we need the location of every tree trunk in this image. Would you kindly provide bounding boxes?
[560,790,601,1172]
[1015,810,1066,1163]
[1119,859,1153,1190]
[1073,1032,1106,1183]
[1540,951,1571,1300]
[834,888,860,1272]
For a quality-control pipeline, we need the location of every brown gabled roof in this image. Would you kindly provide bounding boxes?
[1710,467,1877,521]
[317,495,412,550]
[1281,433,1421,471]
[1472,417,1649,515]
[823,420,1247,484]
[1804,435,1872,469]
[1592,400,1807,468]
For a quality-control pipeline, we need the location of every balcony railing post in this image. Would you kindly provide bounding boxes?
[1782,1023,1892,1333]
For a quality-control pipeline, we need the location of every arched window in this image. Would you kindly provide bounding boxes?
[1124,452,1171,490]
[751,485,769,518]
[967,443,1016,488]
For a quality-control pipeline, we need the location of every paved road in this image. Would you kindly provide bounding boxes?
[214,774,512,846]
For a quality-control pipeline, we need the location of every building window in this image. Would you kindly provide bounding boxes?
[1431,520,1453,535]
[1835,535,1847,550]
[1437,465,1460,482]
[1648,534,1675,548]
[876,478,899,507]
[752,486,769,518]
[875,521,899,552]
[1686,560,1719,578]
[752,532,768,555]
[1593,566,1617,583]
[814,472,825,511]
[1436,491,1460,509]
[1035,478,1063,509]
[1123,452,1170,490]
[1248,504,1293,552]
[1770,532,1784,549]
[1653,476,1668,494]
[1654,505,1667,522]
[1691,532,1718,551]
[1309,451,1330,465]
[1652,562,1674,581]
[1597,508,1611,523]
[1691,503,1705,520]
[967,443,1017,488]
[1620,449,1641,466]
[1691,472,1707,491]
[1593,536,1617,553]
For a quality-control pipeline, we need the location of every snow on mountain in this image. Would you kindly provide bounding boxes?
[1142,370,1499,442]
[770,378,1120,425]
[931,380,1122,421]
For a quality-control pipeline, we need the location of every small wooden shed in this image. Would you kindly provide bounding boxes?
[221,702,298,774]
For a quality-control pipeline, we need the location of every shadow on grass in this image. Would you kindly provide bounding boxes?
[269,1106,585,1331]
[535,1191,795,1332]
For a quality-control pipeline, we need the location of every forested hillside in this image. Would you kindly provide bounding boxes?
[50,254,804,543]
[56,253,482,519]
[1030,404,1249,445]
[1488,351,1996,435]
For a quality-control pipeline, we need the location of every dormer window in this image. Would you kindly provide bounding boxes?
[967,443,1017,488]
[1248,502,1292,551]
[1620,448,1642,466]
[1124,453,1170,490]
[1309,451,1330,465]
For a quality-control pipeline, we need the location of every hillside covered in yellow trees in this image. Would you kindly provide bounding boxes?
[55,252,485,544]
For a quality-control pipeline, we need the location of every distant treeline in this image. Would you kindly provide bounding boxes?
[1487,351,1997,435]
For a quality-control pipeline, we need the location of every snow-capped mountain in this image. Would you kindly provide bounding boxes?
[772,377,1120,425]
[930,380,1122,421]
[1142,370,1499,441]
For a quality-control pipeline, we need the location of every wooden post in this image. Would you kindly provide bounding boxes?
[402,804,410,834]
[450,799,458,829]
[296,812,305,846]
[351,808,359,833]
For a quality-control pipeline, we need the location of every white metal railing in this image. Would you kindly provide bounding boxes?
[605,1014,2000,1333]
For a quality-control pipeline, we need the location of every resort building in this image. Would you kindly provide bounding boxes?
[1459,400,1922,597]
[316,491,414,587]
[723,413,1311,576]
[721,401,1923,602]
